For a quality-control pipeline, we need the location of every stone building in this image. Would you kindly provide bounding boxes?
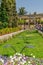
[18,14,43,23]
[18,14,43,29]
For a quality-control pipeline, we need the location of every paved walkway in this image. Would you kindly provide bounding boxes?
[38,30,43,35]
[0,30,24,40]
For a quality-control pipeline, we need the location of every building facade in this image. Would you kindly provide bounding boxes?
[18,14,43,24]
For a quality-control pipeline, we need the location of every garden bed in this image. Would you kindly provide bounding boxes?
[0,30,43,59]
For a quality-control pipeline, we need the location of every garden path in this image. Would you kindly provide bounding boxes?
[0,30,24,40]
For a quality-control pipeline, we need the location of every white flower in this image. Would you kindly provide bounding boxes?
[0,58,4,63]
[18,57,21,61]
[10,56,12,59]
[20,61,24,65]
[15,53,21,56]
[28,61,31,64]
[22,59,26,64]
[10,59,14,62]
[13,56,16,59]
[18,63,20,65]
[33,55,35,58]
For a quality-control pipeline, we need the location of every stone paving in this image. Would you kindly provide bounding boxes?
[0,30,24,40]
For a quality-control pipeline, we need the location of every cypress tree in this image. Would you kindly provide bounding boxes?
[12,0,18,27]
[1,0,8,22]
[0,0,18,27]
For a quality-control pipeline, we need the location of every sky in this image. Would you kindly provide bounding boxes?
[16,0,43,14]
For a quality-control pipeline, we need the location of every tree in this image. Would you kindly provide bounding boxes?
[33,12,37,15]
[12,0,18,27]
[18,19,25,25]
[0,22,3,29]
[1,0,8,22]
[0,0,18,28]
[2,22,8,28]
[18,7,27,15]
[0,7,1,21]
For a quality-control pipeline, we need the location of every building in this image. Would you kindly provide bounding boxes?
[18,14,43,29]
[18,13,43,24]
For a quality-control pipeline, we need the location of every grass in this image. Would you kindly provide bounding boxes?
[0,30,43,58]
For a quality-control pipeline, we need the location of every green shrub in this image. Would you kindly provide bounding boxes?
[0,39,4,43]
[0,27,22,36]
[18,19,26,25]
[2,22,8,28]
[0,22,3,29]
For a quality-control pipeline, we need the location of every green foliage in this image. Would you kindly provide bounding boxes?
[0,27,22,35]
[18,7,27,15]
[33,12,37,15]
[1,0,8,22]
[0,30,43,58]
[0,21,3,29]
[2,22,8,28]
[0,21,8,29]
[0,7,1,21]
[18,19,26,24]
[40,20,43,24]
[0,0,18,27]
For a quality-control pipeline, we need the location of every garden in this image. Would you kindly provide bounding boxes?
[0,30,43,65]
[0,0,43,65]
[0,30,43,58]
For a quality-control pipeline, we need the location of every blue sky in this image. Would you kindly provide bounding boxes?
[16,0,43,14]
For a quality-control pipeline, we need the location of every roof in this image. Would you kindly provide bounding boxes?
[18,14,43,19]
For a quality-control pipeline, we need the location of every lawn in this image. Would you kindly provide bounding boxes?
[0,30,43,58]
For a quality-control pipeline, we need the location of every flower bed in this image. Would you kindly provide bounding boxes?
[0,27,22,36]
[0,53,43,65]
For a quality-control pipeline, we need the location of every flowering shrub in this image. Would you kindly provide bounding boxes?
[0,27,22,36]
[0,53,42,65]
